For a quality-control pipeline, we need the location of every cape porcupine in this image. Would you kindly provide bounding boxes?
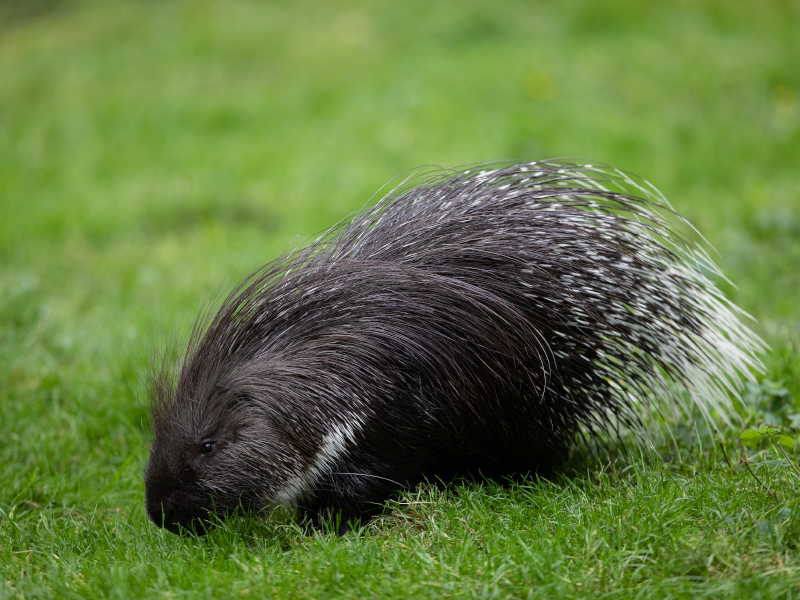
[145,160,764,534]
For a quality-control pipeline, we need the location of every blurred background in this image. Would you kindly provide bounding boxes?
[0,0,799,493]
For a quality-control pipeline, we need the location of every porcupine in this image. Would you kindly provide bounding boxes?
[144,161,764,534]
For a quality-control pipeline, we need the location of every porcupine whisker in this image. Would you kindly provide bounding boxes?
[329,473,408,489]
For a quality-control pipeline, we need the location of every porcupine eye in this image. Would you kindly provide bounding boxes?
[200,442,215,456]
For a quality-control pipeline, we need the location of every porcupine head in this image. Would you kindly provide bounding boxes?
[144,241,379,535]
[145,339,337,534]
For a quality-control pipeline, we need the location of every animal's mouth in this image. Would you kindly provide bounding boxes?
[166,515,213,535]
[146,496,215,535]
[151,509,215,535]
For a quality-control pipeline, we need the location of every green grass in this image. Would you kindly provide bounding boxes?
[1,0,800,597]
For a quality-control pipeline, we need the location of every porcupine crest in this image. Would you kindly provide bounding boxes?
[145,161,764,534]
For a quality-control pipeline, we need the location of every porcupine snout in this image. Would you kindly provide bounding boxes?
[144,448,186,534]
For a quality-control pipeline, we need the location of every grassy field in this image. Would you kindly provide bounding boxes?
[1,0,800,597]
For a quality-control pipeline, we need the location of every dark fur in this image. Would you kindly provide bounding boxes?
[145,161,763,534]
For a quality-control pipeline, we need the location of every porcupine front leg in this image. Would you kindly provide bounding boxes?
[296,474,373,534]
[299,459,410,534]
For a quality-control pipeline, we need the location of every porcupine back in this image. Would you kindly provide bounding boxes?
[146,161,764,532]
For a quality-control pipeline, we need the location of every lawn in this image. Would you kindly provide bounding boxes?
[1,0,800,597]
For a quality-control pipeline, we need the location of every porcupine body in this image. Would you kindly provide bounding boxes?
[145,161,763,534]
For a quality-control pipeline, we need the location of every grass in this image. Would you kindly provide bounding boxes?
[1,0,799,597]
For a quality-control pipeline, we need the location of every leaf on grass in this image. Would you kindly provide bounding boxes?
[778,436,796,448]
[740,429,763,441]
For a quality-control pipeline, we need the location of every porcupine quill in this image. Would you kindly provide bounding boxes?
[144,161,764,534]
